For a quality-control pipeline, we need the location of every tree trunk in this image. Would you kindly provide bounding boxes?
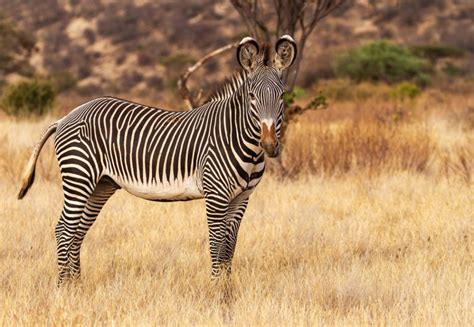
[286,35,307,90]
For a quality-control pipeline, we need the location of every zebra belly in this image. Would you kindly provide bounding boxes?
[112,175,204,201]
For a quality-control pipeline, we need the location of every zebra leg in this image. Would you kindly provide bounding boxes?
[205,193,249,279]
[67,178,118,280]
[55,184,92,284]
[220,194,249,276]
[55,160,102,285]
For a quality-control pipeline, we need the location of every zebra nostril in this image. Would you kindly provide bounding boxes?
[260,139,280,157]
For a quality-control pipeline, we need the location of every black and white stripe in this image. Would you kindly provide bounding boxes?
[18,36,297,283]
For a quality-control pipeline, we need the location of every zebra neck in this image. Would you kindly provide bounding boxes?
[227,81,262,156]
[205,71,262,156]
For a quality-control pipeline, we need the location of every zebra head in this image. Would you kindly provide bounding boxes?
[237,35,297,157]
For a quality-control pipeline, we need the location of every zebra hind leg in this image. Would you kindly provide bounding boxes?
[55,177,117,285]
[68,177,118,281]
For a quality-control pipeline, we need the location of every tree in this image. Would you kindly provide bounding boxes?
[177,1,350,176]
[179,0,351,109]
[230,0,350,89]
[178,43,237,109]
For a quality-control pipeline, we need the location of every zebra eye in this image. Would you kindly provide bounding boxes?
[249,92,256,101]
[280,92,286,100]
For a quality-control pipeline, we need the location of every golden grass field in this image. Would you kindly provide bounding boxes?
[0,88,473,325]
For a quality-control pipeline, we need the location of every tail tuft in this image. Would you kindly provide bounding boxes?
[17,122,57,200]
[17,159,36,199]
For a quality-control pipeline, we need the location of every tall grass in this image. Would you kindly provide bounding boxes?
[1,90,473,185]
[1,172,472,325]
[281,121,434,176]
[0,88,473,325]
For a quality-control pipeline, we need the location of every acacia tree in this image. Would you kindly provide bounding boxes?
[230,0,349,89]
[179,0,351,109]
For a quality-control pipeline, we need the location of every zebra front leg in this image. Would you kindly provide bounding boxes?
[205,193,249,279]
[219,194,249,276]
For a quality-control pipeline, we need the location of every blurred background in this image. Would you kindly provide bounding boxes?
[0,0,473,179]
[0,1,472,104]
[1,2,473,324]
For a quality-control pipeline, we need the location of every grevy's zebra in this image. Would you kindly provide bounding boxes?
[18,36,297,284]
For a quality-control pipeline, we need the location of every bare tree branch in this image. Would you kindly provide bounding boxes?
[230,0,271,42]
[229,0,350,90]
[179,0,351,109]
[178,42,238,110]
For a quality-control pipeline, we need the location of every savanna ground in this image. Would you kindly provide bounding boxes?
[0,84,473,325]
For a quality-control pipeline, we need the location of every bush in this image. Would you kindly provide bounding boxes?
[1,80,56,117]
[283,86,305,106]
[334,40,429,85]
[409,44,464,63]
[306,92,328,110]
[442,63,464,77]
[390,82,421,101]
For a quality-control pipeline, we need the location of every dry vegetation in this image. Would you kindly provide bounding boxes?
[0,89,473,325]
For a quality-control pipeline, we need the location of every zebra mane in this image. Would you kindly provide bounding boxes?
[204,44,271,104]
[205,70,247,104]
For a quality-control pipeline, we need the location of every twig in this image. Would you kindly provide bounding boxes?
[178,42,238,110]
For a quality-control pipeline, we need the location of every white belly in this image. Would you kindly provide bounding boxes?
[111,174,204,201]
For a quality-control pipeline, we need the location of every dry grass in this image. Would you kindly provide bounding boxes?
[281,120,435,176]
[274,88,474,181]
[0,91,473,325]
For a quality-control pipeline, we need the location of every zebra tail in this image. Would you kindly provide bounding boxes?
[17,122,59,199]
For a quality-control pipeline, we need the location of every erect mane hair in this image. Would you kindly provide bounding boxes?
[204,70,247,103]
[260,43,271,65]
[204,44,272,104]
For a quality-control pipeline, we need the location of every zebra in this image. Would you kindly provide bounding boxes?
[18,36,297,284]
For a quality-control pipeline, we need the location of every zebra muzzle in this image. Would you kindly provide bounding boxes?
[260,121,280,158]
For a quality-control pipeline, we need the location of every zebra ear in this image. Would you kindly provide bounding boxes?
[273,35,297,71]
[237,37,260,73]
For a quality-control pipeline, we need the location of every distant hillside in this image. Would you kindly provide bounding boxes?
[1,0,473,103]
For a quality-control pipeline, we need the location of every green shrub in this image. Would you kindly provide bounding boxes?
[1,80,56,117]
[442,63,464,77]
[409,44,464,62]
[283,86,306,106]
[334,40,429,85]
[390,82,421,101]
[414,72,432,87]
[306,92,328,110]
